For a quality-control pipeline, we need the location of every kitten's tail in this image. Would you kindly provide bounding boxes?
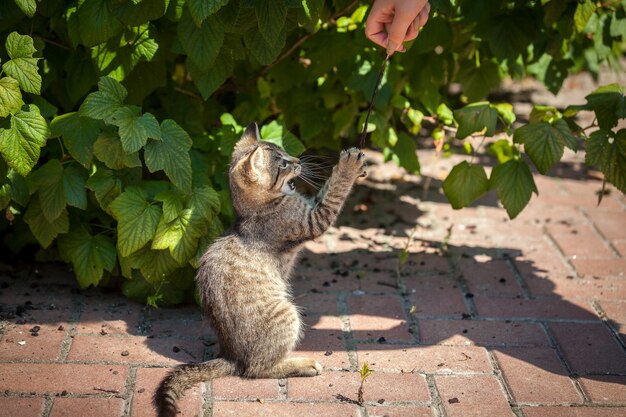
[154,358,237,417]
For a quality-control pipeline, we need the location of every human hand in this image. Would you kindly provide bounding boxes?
[365,0,431,56]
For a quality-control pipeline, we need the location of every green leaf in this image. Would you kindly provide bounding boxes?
[544,59,572,95]
[144,120,193,192]
[93,130,142,169]
[487,139,516,164]
[244,26,286,65]
[58,226,116,287]
[253,0,287,46]
[79,76,128,121]
[155,189,185,223]
[190,185,221,217]
[0,76,24,118]
[152,208,207,263]
[442,161,489,209]
[30,160,65,222]
[77,0,123,47]
[86,166,123,211]
[111,106,162,153]
[386,132,420,175]
[135,249,183,283]
[260,120,305,156]
[574,0,596,33]
[2,32,41,94]
[111,0,168,26]
[492,103,516,126]
[460,61,501,101]
[51,112,104,168]
[14,0,37,17]
[489,159,538,219]
[24,200,69,248]
[587,129,626,194]
[109,187,162,257]
[7,170,29,206]
[585,84,626,131]
[187,52,233,100]
[513,121,571,174]
[514,125,558,175]
[481,14,534,62]
[454,102,498,139]
[63,164,88,210]
[0,104,49,176]
[585,129,611,167]
[187,0,228,25]
[178,8,225,70]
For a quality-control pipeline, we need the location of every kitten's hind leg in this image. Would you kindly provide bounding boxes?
[257,357,323,378]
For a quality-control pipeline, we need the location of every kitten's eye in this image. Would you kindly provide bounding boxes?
[280,159,289,169]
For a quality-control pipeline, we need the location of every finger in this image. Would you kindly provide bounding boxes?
[365,1,393,45]
[417,3,431,29]
[404,18,420,41]
[385,10,420,55]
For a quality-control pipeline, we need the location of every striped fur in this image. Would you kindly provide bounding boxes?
[154,122,365,417]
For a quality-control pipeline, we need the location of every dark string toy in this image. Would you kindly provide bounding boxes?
[359,53,391,149]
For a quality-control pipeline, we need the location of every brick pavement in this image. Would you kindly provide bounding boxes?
[0,147,625,417]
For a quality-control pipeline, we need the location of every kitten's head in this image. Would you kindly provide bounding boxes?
[229,122,301,212]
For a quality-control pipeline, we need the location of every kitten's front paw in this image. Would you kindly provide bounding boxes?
[338,147,366,179]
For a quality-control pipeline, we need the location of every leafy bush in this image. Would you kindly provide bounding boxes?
[0,0,624,304]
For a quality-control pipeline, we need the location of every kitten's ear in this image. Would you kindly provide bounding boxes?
[235,122,260,151]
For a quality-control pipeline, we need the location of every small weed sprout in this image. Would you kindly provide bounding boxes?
[358,362,374,405]
[396,225,418,287]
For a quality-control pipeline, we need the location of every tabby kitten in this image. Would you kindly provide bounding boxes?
[154,122,366,417]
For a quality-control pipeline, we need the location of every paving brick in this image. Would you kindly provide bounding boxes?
[572,259,626,279]
[473,296,598,321]
[493,347,582,404]
[212,401,359,417]
[287,370,360,402]
[579,376,626,403]
[366,406,433,417]
[419,319,549,347]
[356,344,492,373]
[1,321,66,361]
[213,377,279,400]
[586,209,626,242]
[78,296,142,335]
[0,363,127,394]
[294,315,350,369]
[405,276,468,317]
[597,300,626,323]
[49,397,124,417]
[363,371,430,403]
[514,241,572,282]
[548,227,614,260]
[549,322,626,374]
[614,239,626,257]
[288,370,428,403]
[294,293,338,316]
[293,268,399,294]
[347,295,411,342]
[0,397,45,417]
[67,335,204,365]
[526,274,626,301]
[435,375,514,417]
[522,406,626,417]
[132,367,203,417]
[459,258,522,297]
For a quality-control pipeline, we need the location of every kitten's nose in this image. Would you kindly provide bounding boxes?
[294,164,301,175]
